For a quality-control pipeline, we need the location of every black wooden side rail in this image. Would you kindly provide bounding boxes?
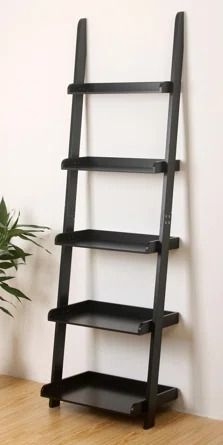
[41,12,184,430]
[144,11,184,428]
[48,18,87,408]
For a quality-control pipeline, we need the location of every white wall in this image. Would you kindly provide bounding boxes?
[0,0,223,420]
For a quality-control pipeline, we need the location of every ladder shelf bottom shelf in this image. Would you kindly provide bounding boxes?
[41,371,178,416]
[55,230,179,254]
[48,300,179,335]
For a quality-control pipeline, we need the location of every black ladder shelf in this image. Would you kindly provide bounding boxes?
[41,12,184,429]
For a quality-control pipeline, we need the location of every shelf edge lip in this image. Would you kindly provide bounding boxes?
[54,232,180,253]
[48,302,179,336]
[40,370,178,415]
[48,314,139,336]
[61,158,180,174]
[67,81,173,94]
[48,310,144,336]
[138,311,179,333]
[156,387,179,406]
[47,317,178,329]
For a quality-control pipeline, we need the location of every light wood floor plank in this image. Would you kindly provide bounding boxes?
[0,375,223,445]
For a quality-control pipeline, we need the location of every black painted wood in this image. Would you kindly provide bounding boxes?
[48,300,179,335]
[49,18,87,408]
[61,157,180,174]
[67,81,173,94]
[144,12,184,429]
[55,229,179,254]
[43,12,183,429]
[41,371,178,416]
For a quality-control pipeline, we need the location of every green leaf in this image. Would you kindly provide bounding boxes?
[0,283,31,301]
[20,233,37,239]
[0,198,8,226]
[0,249,12,258]
[11,260,18,271]
[0,250,31,261]
[0,306,13,317]
[20,234,51,254]
[9,228,45,238]
[8,244,29,262]
[9,212,20,230]
[0,276,14,282]
[7,212,15,228]
[17,224,50,230]
[0,262,14,269]
[0,295,10,303]
[0,295,16,307]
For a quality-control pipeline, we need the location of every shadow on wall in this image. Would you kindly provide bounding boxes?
[179,15,206,415]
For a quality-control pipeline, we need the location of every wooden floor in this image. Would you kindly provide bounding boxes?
[1,375,223,445]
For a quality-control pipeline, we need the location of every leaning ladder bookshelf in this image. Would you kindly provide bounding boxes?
[41,12,184,429]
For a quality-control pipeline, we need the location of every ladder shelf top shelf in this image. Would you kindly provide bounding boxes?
[41,371,178,416]
[48,300,179,335]
[55,229,179,254]
[67,81,173,94]
[61,157,180,174]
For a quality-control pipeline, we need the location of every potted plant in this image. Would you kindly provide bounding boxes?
[0,198,49,316]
